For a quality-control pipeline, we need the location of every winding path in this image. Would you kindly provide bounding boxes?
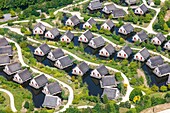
[0,88,17,112]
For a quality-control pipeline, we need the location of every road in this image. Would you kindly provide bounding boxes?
[0,88,17,112]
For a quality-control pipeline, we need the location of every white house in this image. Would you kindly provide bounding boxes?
[47,48,65,61]
[0,54,10,66]
[3,62,21,75]
[54,55,73,69]
[153,63,170,77]
[151,33,166,45]
[132,30,148,43]
[34,43,51,56]
[72,62,89,76]
[99,44,115,57]
[33,22,46,35]
[100,75,117,88]
[90,65,109,79]
[134,47,150,62]
[101,88,120,100]
[118,24,134,35]
[42,95,61,108]
[117,46,132,59]
[83,17,96,29]
[65,15,80,27]
[134,4,148,15]
[88,36,105,49]
[60,31,74,43]
[102,4,116,14]
[88,0,102,11]
[45,28,60,39]
[164,41,170,50]
[0,37,9,47]
[101,20,114,31]
[78,30,93,43]
[146,56,164,69]
[42,82,62,95]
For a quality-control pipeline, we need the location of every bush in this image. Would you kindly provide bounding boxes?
[115,72,123,81]
[151,84,159,92]
[21,27,27,33]
[160,85,168,92]
[7,22,14,26]
[24,101,29,109]
[129,88,143,101]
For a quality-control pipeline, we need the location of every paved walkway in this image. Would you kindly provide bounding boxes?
[0,88,17,112]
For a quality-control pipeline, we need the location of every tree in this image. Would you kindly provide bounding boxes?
[50,12,55,19]
[103,94,108,104]
[115,72,123,81]
[119,38,125,44]
[0,93,5,104]
[10,9,16,17]
[163,23,169,31]
[126,108,137,113]
[0,10,3,19]
[24,101,29,109]
[151,84,159,92]
[41,14,46,19]
[68,42,74,49]
[129,88,143,101]
[35,34,40,39]
[160,85,168,92]
[154,0,161,5]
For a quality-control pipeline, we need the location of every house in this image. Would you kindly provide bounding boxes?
[112,9,126,18]
[0,45,13,56]
[134,4,148,15]
[54,55,73,69]
[101,88,120,100]
[65,15,80,27]
[42,95,61,108]
[164,41,170,50]
[100,75,117,88]
[13,69,32,84]
[45,28,60,39]
[33,22,46,35]
[0,55,10,66]
[102,4,116,14]
[153,63,170,77]
[166,75,170,84]
[134,47,150,62]
[151,33,166,45]
[88,36,105,49]
[72,62,89,76]
[60,30,74,43]
[118,24,134,35]
[47,48,65,61]
[101,20,114,31]
[0,37,8,47]
[34,43,51,56]
[146,56,164,69]
[125,0,137,5]
[148,0,155,6]
[78,30,93,43]
[99,44,115,57]
[3,62,21,75]
[83,17,96,29]
[29,74,48,89]
[90,64,109,79]
[117,46,132,59]
[88,0,102,11]
[42,82,62,95]
[132,30,148,43]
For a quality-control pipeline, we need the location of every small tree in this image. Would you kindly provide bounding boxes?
[151,84,159,92]
[119,38,125,44]
[160,85,168,92]
[35,34,40,39]
[103,94,108,104]
[10,9,16,17]
[68,42,74,49]
[24,101,29,109]
[154,0,161,5]
[0,10,4,19]
[129,88,143,101]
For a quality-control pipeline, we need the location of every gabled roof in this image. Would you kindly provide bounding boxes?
[125,0,137,5]
[51,48,64,59]
[38,43,51,55]
[149,56,164,67]
[62,30,74,40]
[101,75,117,87]
[83,30,93,41]
[112,9,126,18]
[103,20,114,28]
[155,33,166,43]
[77,62,89,74]
[0,45,12,56]
[34,74,48,87]
[58,55,72,68]
[34,22,46,31]
[139,4,148,13]
[42,95,61,108]
[157,63,170,75]
[136,30,148,41]
[69,15,80,25]
[138,47,150,59]
[104,44,115,55]
[18,69,32,82]
[121,24,134,33]
[104,4,116,11]
[49,28,60,37]
[86,17,96,26]
[122,45,132,56]
[92,36,105,48]
[96,64,108,75]
[0,37,8,47]
[6,62,21,73]
[0,55,10,65]
[88,0,102,10]
[46,82,62,95]
[101,88,118,100]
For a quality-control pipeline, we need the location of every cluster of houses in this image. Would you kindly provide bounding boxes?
[0,37,62,109]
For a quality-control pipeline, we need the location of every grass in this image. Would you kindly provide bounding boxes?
[0,92,10,111]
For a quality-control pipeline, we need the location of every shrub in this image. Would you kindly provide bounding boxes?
[160,85,168,92]
[151,84,159,92]
[115,72,123,81]
[129,88,143,101]
[24,101,29,109]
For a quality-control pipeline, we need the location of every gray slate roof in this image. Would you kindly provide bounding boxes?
[87,17,96,26]
[39,43,51,55]
[122,24,134,33]
[0,38,8,47]
[149,56,164,67]
[34,22,46,31]
[7,62,21,73]
[104,4,116,12]
[62,30,74,40]
[104,44,115,55]
[42,95,60,108]
[46,82,62,95]
[51,48,64,59]
[96,64,108,76]
[34,74,48,87]
[122,46,132,56]
[139,4,148,13]
[18,69,32,82]
[58,55,73,68]
[136,30,148,41]
[157,63,170,75]
[88,0,102,10]
[102,88,118,100]
[77,62,89,74]
[112,9,126,18]
[155,33,166,43]
[92,36,105,48]
[101,75,117,87]
[83,30,93,41]
[69,15,80,25]
[49,28,60,37]
[0,55,10,65]
[125,0,137,5]
[104,20,114,28]
[139,47,150,60]
[0,45,12,56]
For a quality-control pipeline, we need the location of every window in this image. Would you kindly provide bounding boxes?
[158,41,160,44]
[71,22,72,25]
[40,31,42,33]
[80,37,82,40]
[36,51,38,54]
[40,52,42,55]
[124,54,126,57]
[166,45,168,48]
[74,70,76,73]
[153,40,155,42]
[67,39,69,42]
[79,71,81,74]
[106,52,108,56]
[134,37,136,40]
[32,81,33,84]
[62,38,64,41]
[85,25,86,27]
[93,72,95,75]
[120,29,122,32]
[107,26,109,29]
[140,11,142,14]
[97,74,99,76]
[84,38,86,41]
[119,53,121,56]
[141,57,142,60]
[136,56,138,59]
[35,31,37,33]
[89,26,91,28]
[51,35,52,37]
[101,51,103,54]
[47,34,48,36]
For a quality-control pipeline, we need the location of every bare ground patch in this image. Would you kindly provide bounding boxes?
[164,10,170,22]
[137,69,149,87]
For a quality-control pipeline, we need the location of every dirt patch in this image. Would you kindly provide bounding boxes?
[137,69,149,87]
[164,10,170,22]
